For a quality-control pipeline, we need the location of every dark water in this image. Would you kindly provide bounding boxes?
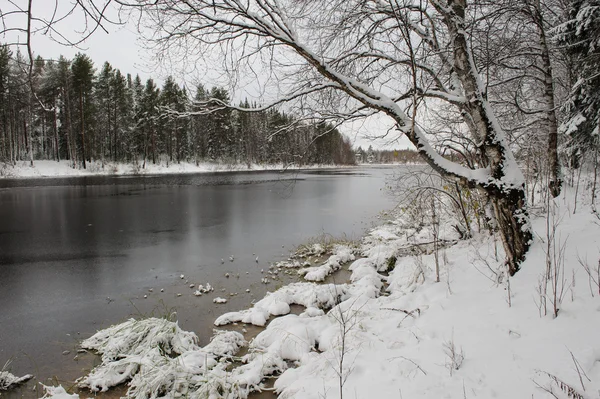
[0,166,397,393]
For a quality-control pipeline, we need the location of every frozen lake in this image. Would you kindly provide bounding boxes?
[0,166,398,389]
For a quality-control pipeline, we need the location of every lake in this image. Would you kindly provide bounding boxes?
[0,166,398,393]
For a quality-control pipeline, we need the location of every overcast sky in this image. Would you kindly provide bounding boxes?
[4,0,412,151]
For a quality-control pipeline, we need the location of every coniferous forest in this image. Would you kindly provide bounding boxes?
[0,48,356,169]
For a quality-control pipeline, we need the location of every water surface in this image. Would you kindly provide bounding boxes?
[0,166,398,393]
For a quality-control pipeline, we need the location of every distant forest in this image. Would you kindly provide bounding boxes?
[355,146,422,164]
[0,47,359,168]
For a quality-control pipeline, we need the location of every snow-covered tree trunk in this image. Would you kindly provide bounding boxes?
[437,0,533,274]
[530,0,562,198]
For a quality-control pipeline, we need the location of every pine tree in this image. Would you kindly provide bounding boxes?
[206,86,232,161]
[0,45,12,163]
[160,76,187,164]
[141,78,160,165]
[131,74,145,163]
[71,53,95,168]
[95,61,113,165]
[555,0,600,165]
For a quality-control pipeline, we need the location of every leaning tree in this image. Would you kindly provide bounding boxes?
[125,0,533,274]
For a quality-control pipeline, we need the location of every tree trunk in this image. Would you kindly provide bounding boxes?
[80,90,87,169]
[438,0,533,273]
[151,129,156,165]
[488,186,533,275]
[533,0,561,198]
[53,105,60,162]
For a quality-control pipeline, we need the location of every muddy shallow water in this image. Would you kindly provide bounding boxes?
[0,166,399,398]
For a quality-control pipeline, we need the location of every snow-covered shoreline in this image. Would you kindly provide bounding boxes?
[5,182,600,399]
[0,160,355,180]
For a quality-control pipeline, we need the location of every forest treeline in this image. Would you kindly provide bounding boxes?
[0,48,357,168]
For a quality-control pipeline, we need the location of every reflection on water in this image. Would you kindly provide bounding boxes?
[0,166,399,396]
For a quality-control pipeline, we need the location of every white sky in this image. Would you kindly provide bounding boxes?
[2,0,413,150]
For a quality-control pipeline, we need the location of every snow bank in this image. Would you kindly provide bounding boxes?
[271,196,600,398]
[50,183,600,399]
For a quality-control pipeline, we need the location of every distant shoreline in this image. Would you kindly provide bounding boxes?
[0,160,418,180]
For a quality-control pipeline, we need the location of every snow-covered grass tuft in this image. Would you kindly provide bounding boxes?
[79,317,200,392]
[0,361,33,391]
[77,318,248,398]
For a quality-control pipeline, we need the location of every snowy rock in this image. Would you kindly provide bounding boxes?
[213,297,228,304]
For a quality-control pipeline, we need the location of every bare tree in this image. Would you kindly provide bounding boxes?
[470,0,566,199]
[121,0,534,274]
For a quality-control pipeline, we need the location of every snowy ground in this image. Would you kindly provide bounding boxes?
[0,160,346,179]
[5,183,600,399]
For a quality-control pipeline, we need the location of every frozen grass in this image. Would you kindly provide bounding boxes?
[0,361,33,391]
